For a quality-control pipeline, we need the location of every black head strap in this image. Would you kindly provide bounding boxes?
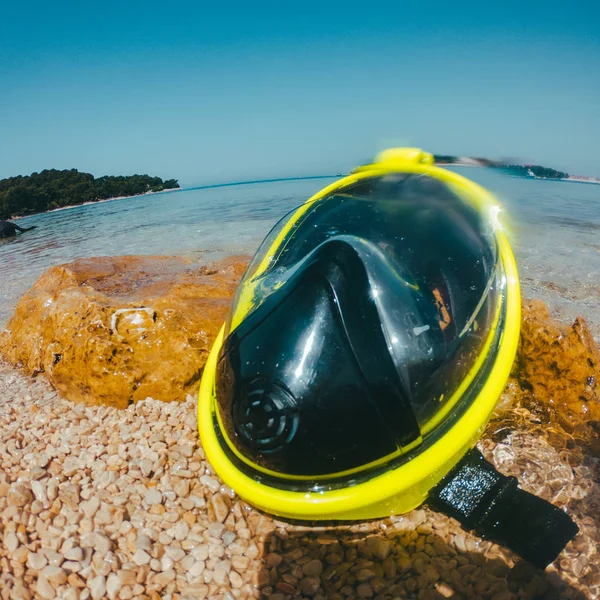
[428,448,579,569]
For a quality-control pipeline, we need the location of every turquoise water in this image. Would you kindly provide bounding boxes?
[1,169,599,338]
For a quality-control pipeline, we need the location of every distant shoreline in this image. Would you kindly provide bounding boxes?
[11,187,179,220]
[10,176,341,220]
[445,163,600,184]
[562,177,600,185]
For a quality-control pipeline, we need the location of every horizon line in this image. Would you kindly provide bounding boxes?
[181,174,343,192]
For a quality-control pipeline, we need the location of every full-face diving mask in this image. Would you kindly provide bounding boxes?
[198,148,578,568]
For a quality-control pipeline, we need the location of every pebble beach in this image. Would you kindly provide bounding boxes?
[2,0,599,593]
[1,173,599,599]
[1,358,598,600]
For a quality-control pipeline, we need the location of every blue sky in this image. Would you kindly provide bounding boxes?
[1,1,599,185]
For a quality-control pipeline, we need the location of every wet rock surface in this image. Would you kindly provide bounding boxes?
[512,299,600,439]
[0,255,249,408]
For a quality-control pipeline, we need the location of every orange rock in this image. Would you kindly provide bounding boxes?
[514,299,600,427]
[0,255,249,408]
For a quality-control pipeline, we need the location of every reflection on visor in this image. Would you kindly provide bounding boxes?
[239,174,497,320]
[228,174,500,426]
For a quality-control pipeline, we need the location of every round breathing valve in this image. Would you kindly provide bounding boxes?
[234,379,299,452]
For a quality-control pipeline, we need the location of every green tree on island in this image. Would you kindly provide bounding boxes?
[0,169,180,219]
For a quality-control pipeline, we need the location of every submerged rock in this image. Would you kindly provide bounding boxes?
[514,299,600,429]
[0,255,249,408]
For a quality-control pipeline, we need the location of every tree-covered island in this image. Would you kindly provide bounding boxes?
[0,169,179,219]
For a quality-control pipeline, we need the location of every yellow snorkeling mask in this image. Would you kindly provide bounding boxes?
[198,148,578,568]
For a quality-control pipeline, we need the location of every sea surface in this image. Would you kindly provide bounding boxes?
[1,169,599,339]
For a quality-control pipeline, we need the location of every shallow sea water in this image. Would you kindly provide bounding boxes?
[1,169,599,338]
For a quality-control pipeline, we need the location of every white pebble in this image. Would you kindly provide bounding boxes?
[154,569,176,587]
[27,552,48,570]
[36,576,56,600]
[89,575,106,600]
[44,550,65,567]
[132,549,151,566]
[31,480,48,504]
[173,520,189,541]
[93,532,112,555]
[106,573,121,600]
[63,456,83,477]
[81,496,100,518]
[199,475,220,493]
[5,531,19,552]
[135,534,153,552]
[145,487,163,505]
[41,565,67,587]
[165,546,186,562]
[64,547,84,562]
[189,560,205,578]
